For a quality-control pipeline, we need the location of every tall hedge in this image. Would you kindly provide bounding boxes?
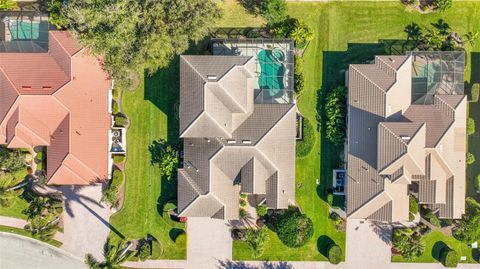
[296,117,316,158]
[325,86,347,146]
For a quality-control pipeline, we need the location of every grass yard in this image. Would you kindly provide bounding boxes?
[108,62,186,259]
[221,0,480,262]
[392,231,476,263]
[0,168,30,220]
[0,225,62,248]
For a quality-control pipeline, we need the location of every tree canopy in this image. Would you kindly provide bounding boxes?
[65,0,221,84]
[392,228,426,261]
[149,140,179,180]
[325,86,347,146]
[452,198,480,244]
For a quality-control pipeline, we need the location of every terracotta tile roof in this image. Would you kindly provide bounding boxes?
[0,31,111,185]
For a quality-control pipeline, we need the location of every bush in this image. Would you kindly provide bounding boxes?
[424,210,441,227]
[240,200,247,207]
[245,227,269,258]
[256,205,268,217]
[112,100,119,115]
[472,83,480,102]
[325,86,347,146]
[409,195,419,214]
[294,56,305,95]
[327,193,334,206]
[175,232,186,247]
[441,247,458,268]
[452,198,480,243]
[273,208,313,248]
[435,0,453,12]
[114,115,128,127]
[269,17,313,49]
[392,228,426,260]
[0,0,16,10]
[149,140,179,180]
[258,0,287,24]
[240,193,247,199]
[328,244,342,265]
[296,117,316,158]
[0,146,26,172]
[136,241,151,261]
[36,151,45,162]
[48,0,68,29]
[231,229,247,241]
[467,118,475,136]
[467,152,475,165]
[476,175,480,193]
[113,155,125,164]
[240,208,248,218]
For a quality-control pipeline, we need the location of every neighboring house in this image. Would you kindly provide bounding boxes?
[177,41,297,220]
[0,30,112,185]
[346,52,467,222]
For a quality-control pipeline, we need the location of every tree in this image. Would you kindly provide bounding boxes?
[269,17,313,49]
[65,0,221,85]
[404,23,423,45]
[441,247,459,268]
[273,207,313,248]
[325,86,347,146]
[328,244,342,265]
[149,140,179,180]
[48,0,68,29]
[0,0,16,10]
[452,198,480,244]
[259,0,287,24]
[467,117,475,136]
[466,152,475,165]
[0,146,26,172]
[101,185,119,209]
[435,0,453,12]
[392,228,426,260]
[85,238,133,269]
[245,227,269,258]
[0,174,24,208]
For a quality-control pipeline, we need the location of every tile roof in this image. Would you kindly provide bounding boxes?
[347,54,467,221]
[0,31,111,185]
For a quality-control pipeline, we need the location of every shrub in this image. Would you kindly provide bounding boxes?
[48,0,68,29]
[149,140,179,180]
[325,86,347,146]
[245,227,269,258]
[0,146,26,172]
[136,241,151,261]
[273,207,313,248]
[392,228,426,260]
[240,200,247,207]
[435,0,453,12]
[113,155,125,164]
[476,175,480,193]
[441,247,458,268]
[269,17,313,49]
[256,205,268,217]
[258,0,287,24]
[466,152,475,165]
[240,208,248,219]
[112,100,119,115]
[114,115,128,127]
[240,193,247,199]
[175,232,186,247]
[36,151,45,161]
[296,117,316,158]
[472,83,480,102]
[409,195,419,214]
[328,244,342,265]
[294,56,305,95]
[452,198,480,243]
[424,210,441,227]
[0,0,16,10]
[163,202,177,212]
[467,118,475,136]
[231,229,246,241]
[327,193,334,206]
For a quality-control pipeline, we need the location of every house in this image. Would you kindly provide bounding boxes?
[177,42,297,220]
[346,52,467,221]
[0,30,112,185]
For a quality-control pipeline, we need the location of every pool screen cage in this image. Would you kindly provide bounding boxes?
[407,51,465,105]
[0,11,51,52]
[212,38,295,104]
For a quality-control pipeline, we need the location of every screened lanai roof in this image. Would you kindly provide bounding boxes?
[407,51,465,105]
[0,11,51,52]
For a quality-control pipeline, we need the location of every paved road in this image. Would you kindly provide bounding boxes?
[59,184,112,261]
[0,232,87,269]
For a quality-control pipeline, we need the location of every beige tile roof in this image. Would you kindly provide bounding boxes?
[347,54,467,221]
[178,55,296,220]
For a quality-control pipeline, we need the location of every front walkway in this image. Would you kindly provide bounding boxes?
[186,217,232,269]
[59,184,112,261]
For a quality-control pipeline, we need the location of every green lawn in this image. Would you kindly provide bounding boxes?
[222,0,480,262]
[392,231,476,263]
[0,225,62,248]
[108,64,186,259]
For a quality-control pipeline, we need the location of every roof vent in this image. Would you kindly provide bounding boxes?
[207,75,217,80]
[400,136,411,141]
[42,86,52,90]
[21,86,31,89]
[227,139,236,144]
[388,57,395,63]
[242,140,251,144]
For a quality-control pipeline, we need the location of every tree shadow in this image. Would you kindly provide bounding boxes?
[156,175,178,217]
[472,248,480,263]
[432,241,448,262]
[317,235,334,257]
[237,0,262,15]
[368,221,392,245]
[168,228,184,242]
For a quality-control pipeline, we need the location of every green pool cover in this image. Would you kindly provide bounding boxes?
[257,49,285,97]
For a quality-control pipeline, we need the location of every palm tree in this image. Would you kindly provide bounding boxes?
[404,23,422,44]
[85,238,133,269]
[431,19,451,37]
[0,174,24,207]
[464,31,479,47]
[245,227,269,258]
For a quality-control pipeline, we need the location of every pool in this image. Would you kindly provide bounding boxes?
[257,49,286,97]
[9,22,41,40]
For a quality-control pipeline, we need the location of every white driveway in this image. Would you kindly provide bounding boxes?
[186,217,232,269]
[0,232,87,269]
[59,185,112,261]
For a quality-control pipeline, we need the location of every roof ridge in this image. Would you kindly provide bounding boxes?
[179,169,203,195]
[206,79,246,113]
[66,153,101,179]
[350,65,389,93]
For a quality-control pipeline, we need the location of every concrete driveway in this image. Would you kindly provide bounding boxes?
[0,232,87,269]
[186,217,232,269]
[59,184,113,261]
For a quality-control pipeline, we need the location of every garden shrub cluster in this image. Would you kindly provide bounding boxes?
[467,118,475,136]
[113,155,125,164]
[328,243,342,265]
[101,169,123,209]
[0,0,16,10]
[0,146,27,172]
[452,198,480,244]
[256,205,268,217]
[269,17,313,49]
[272,207,313,248]
[114,115,128,127]
[0,174,24,208]
[296,117,316,158]
[48,0,68,29]
[325,86,347,146]
[392,227,426,261]
[472,83,480,102]
[294,55,305,95]
[409,195,419,221]
[466,152,475,165]
[149,139,179,180]
[422,208,441,227]
[245,227,269,258]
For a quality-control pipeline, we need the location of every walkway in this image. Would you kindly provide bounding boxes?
[0,216,26,228]
[58,184,113,261]
[0,232,87,269]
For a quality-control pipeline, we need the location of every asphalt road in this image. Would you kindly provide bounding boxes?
[0,232,87,269]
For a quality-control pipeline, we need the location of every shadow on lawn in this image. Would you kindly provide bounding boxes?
[317,235,335,257]
[314,40,415,205]
[432,241,448,262]
[466,52,480,203]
